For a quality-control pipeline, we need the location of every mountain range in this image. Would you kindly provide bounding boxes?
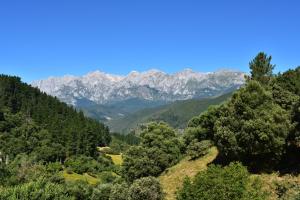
[32,68,245,105]
[32,69,245,131]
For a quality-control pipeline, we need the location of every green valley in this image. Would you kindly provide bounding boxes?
[107,92,232,133]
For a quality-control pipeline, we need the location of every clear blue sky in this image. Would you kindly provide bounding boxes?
[0,0,299,82]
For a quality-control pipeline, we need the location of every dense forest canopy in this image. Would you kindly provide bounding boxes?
[0,75,111,162]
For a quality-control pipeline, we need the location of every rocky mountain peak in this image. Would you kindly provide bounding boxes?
[32,69,245,105]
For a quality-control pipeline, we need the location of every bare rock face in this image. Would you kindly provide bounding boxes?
[32,69,245,106]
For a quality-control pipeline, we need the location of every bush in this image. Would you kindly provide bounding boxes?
[6,155,64,185]
[185,105,221,142]
[99,171,116,183]
[214,81,292,168]
[109,139,130,155]
[272,178,300,200]
[64,155,113,174]
[90,183,112,200]
[187,140,213,160]
[109,182,129,200]
[122,146,161,181]
[0,179,72,200]
[176,162,266,200]
[185,81,292,169]
[46,162,63,173]
[65,181,93,200]
[122,122,182,181]
[128,177,164,200]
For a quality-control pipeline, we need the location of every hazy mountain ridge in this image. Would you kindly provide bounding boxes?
[32,69,245,106]
[77,98,167,122]
[107,92,232,133]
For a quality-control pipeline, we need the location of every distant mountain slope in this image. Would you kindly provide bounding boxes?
[32,69,244,106]
[76,98,166,121]
[107,92,232,133]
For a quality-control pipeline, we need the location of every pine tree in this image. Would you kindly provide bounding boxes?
[249,52,275,85]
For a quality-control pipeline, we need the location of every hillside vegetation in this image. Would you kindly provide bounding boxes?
[108,92,232,133]
[77,98,166,122]
[62,170,101,185]
[159,147,218,200]
[1,52,300,200]
[177,53,300,200]
[160,147,300,200]
[0,75,111,161]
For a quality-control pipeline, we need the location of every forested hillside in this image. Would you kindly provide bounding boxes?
[184,58,300,171]
[108,92,232,133]
[0,52,300,200]
[77,98,166,122]
[177,53,300,199]
[0,75,111,161]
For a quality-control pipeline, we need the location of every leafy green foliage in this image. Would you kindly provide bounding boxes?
[86,177,164,200]
[275,66,300,96]
[0,75,111,162]
[273,67,300,147]
[127,177,164,200]
[214,81,291,166]
[108,133,140,154]
[122,146,161,181]
[176,162,266,200]
[112,132,140,146]
[90,183,111,200]
[184,53,300,170]
[292,101,300,145]
[0,75,114,199]
[1,53,300,199]
[0,112,66,162]
[2,154,64,186]
[109,182,130,200]
[98,171,117,183]
[187,140,213,160]
[271,83,299,110]
[249,52,275,85]
[65,181,93,200]
[64,155,113,174]
[139,122,183,163]
[0,179,73,200]
[122,122,182,181]
[185,105,222,143]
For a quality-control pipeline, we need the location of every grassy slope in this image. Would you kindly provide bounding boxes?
[106,154,123,165]
[159,147,300,200]
[97,147,124,165]
[159,147,219,200]
[108,93,232,133]
[63,147,123,185]
[62,171,101,185]
[255,173,300,200]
